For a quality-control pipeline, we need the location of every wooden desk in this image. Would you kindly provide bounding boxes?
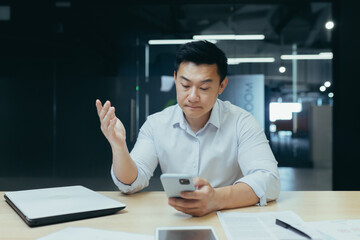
[1,191,359,240]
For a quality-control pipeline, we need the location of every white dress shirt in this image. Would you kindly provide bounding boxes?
[111,99,280,205]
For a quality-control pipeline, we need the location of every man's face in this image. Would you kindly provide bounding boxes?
[174,62,228,124]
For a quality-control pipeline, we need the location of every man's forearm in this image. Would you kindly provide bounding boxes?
[112,145,138,185]
[214,182,259,210]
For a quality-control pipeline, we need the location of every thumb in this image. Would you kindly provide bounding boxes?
[193,177,210,189]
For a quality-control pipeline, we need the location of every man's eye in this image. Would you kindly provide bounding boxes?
[182,84,190,88]
[200,88,209,91]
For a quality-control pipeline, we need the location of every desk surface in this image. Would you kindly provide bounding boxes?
[1,191,360,240]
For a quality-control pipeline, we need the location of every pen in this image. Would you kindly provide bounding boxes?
[275,218,312,239]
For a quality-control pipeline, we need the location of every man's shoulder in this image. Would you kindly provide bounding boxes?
[218,99,250,117]
[217,100,262,134]
[217,99,259,129]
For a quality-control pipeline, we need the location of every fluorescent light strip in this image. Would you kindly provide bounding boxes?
[148,39,217,45]
[228,57,275,64]
[281,52,333,60]
[193,34,265,40]
[148,39,194,45]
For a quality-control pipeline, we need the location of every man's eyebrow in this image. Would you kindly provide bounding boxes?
[180,76,213,83]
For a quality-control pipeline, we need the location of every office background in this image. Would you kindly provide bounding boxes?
[0,0,359,191]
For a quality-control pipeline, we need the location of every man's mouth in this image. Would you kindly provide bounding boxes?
[186,105,201,109]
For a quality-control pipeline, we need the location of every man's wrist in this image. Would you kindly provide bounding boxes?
[213,187,226,211]
[111,142,128,154]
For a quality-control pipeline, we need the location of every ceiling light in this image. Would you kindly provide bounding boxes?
[281,52,333,60]
[193,34,265,40]
[324,81,331,87]
[279,66,286,73]
[319,52,333,57]
[148,39,195,45]
[328,92,334,98]
[148,39,217,45]
[325,21,334,30]
[320,86,326,92]
[228,57,275,64]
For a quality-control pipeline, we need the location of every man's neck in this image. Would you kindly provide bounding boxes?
[184,111,211,134]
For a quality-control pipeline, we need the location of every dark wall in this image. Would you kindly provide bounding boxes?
[332,0,360,190]
[0,3,140,182]
[0,58,53,177]
[0,2,53,178]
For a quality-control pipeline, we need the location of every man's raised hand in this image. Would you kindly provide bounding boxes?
[96,99,126,150]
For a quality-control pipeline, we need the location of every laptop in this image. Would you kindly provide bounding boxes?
[4,185,126,227]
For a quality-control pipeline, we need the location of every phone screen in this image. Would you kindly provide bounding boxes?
[157,229,217,240]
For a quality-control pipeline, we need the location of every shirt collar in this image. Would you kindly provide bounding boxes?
[171,104,187,129]
[206,99,220,129]
[171,99,221,130]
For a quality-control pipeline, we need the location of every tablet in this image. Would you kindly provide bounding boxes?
[156,226,219,240]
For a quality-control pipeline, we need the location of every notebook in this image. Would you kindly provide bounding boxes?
[4,185,126,227]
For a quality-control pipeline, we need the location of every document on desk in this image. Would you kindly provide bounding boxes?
[36,227,154,240]
[217,210,322,240]
[308,219,360,240]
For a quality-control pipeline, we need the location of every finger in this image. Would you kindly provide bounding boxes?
[171,204,202,216]
[103,106,115,122]
[99,100,111,120]
[116,115,125,129]
[108,118,117,137]
[95,99,102,116]
[103,107,115,129]
[169,197,199,209]
[169,199,197,211]
[173,205,198,214]
[180,190,201,200]
[168,198,203,216]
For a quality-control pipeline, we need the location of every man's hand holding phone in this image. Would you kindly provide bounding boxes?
[161,174,220,217]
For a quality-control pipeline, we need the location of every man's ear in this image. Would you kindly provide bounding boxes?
[174,71,177,83]
[218,77,228,95]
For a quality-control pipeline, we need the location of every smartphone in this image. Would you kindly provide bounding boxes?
[156,226,219,240]
[160,173,196,198]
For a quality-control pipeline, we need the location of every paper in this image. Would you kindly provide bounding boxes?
[308,219,360,240]
[217,210,322,240]
[36,227,154,240]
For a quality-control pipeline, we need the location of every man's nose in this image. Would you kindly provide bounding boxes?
[188,87,200,102]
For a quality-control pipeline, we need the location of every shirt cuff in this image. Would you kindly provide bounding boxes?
[110,164,144,194]
[234,175,267,206]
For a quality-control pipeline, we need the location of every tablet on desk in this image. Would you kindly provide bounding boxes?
[156,226,219,240]
[4,185,126,227]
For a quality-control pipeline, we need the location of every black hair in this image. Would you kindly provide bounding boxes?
[174,40,228,84]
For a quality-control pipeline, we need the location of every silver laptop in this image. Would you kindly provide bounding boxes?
[4,185,126,227]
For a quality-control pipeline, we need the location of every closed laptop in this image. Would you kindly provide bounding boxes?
[4,185,126,227]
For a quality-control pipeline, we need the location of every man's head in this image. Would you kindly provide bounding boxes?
[173,41,228,129]
[174,41,228,84]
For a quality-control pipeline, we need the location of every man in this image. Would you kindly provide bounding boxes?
[95,41,280,217]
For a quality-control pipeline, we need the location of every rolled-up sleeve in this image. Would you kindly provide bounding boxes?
[235,114,280,206]
[111,119,159,194]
